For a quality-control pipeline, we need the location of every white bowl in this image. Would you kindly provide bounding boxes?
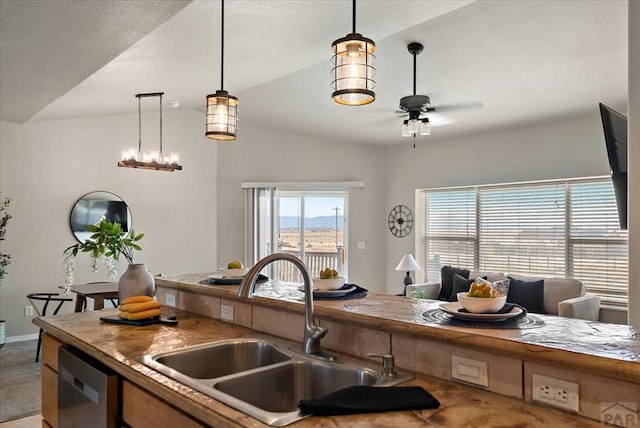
[219,267,250,278]
[457,292,507,314]
[312,277,346,291]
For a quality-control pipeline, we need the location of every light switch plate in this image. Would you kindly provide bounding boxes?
[452,355,488,387]
[165,293,176,307]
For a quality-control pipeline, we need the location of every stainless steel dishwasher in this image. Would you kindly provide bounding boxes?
[58,345,120,428]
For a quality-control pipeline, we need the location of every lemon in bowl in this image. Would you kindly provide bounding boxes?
[220,261,249,278]
[312,268,345,290]
[457,292,507,313]
[312,277,346,291]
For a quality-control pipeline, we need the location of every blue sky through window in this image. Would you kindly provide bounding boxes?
[279,196,344,217]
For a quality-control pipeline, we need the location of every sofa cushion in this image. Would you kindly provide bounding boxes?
[451,274,488,301]
[509,275,584,315]
[439,266,470,301]
[469,271,506,283]
[507,277,546,314]
[405,282,441,300]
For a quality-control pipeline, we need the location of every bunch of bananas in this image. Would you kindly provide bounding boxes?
[118,295,161,320]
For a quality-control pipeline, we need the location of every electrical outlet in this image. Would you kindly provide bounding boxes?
[532,373,579,412]
[24,306,34,317]
[165,293,176,307]
[221,304,234,322]
[555,387,569,403]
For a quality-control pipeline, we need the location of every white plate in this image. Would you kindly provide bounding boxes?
[298,285,357,297]
[439,302,523,322]
[208,273,239,280]
[207,274,243,285]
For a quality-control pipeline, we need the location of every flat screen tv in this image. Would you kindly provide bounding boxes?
[70,200,129,233]
[599,103,627,230]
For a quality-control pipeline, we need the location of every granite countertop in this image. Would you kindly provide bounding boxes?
[36,308,604,428]
[155,273,640,382]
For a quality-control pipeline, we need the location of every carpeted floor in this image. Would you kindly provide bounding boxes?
[0,340,41,423]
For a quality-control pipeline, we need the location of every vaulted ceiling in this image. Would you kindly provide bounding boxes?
[0,0,628,146]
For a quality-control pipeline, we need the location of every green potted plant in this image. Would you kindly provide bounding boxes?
[0,197,11,347]
[63,218,153,301]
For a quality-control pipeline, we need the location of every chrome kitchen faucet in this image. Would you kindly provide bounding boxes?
[237,253,335,360]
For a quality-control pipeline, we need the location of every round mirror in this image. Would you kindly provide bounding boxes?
[69,191,132,243]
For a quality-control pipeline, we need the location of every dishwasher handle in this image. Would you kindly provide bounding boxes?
[60,366,100,404]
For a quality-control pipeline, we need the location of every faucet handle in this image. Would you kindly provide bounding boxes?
[368,353,396,376]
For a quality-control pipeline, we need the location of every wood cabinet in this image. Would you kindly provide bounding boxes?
[40,333,204,428]
[122,380,205,428]
[41,334,64,428]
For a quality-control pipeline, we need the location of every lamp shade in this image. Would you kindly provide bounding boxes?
[331,33,376,106]
[395,254,421,272]
[205,90,238,140]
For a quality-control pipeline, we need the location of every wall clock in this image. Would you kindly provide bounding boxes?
[388,205,413,238]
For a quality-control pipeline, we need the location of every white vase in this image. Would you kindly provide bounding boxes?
[118,263,155,302]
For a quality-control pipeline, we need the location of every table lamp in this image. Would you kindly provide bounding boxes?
[395,253,421,295]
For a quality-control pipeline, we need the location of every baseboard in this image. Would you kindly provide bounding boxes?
[4,333,39,343]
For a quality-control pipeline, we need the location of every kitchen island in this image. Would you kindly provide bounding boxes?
[34,273,640,427]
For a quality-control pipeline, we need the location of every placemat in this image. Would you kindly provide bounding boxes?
[421,309,545,329]
[199,274,268,286]
[313,284,368,301]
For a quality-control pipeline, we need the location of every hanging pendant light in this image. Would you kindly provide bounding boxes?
[331,0,376,106]
[206,0,238,140]
[118,92,182,172]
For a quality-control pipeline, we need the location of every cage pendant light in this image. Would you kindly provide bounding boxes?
[206,0,238,140]
[331,0,376,106]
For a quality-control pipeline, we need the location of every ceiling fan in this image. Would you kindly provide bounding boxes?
[398,42,482,138]
[399,42,433,137]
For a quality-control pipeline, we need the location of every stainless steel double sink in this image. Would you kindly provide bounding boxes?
[137,335,412,426]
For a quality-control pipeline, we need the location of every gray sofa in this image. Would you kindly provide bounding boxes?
[406,271,601,321]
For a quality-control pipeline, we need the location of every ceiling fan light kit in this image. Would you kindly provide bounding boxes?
[118,92,182,172]
[399,42,435,138]
[331,0,376,106]
[206,0,238,141]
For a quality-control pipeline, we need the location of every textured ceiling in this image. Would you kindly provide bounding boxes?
[0,0,629,146]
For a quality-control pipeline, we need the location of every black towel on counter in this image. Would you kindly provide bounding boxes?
[458,302,528,315]
[298,386,440,416]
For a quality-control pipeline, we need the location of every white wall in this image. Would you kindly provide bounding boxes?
[628,1,639,327]
[216,123,389,293]
[0,110,217,337]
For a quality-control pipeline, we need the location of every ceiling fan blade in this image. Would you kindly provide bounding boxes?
[432,101,484,112]
[372,116,401,126]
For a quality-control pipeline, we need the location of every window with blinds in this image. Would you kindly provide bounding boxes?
[422,178,628,307]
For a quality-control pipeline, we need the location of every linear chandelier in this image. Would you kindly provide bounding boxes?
[205,0,238,140]
[331,0,376,106]
[118,92,182,172]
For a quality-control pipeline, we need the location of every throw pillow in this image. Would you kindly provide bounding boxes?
[492,278,511,297]
[438,266,470,301]
[507,277,546,314]
[451,274,488,302]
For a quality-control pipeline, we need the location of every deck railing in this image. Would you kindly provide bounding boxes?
[273,247,344,282]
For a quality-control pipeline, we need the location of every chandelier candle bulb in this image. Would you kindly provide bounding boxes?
[117,92,182,172]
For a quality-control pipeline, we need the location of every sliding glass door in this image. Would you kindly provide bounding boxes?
[250,189,348,283]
